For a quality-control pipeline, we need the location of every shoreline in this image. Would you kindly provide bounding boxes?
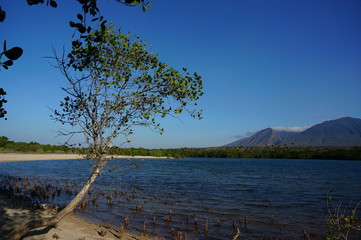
[0,191,155,240]
[0,153,162,239]
[0,153,171,162]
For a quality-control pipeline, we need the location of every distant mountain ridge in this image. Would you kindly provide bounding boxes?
[225,117,361,147]
[225,128,282,147]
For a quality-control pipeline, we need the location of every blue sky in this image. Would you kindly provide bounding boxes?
[1,0,360,148]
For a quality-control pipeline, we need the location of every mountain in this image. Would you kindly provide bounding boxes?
[225,117,361,147]
[282,117,361,146]
[225,128,282,147]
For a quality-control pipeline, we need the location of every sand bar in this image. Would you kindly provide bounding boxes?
[0,153,170,162]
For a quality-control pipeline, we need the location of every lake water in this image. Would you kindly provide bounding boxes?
[1,158,361,239]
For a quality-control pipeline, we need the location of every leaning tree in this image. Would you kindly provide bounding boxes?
[10,22,203,239]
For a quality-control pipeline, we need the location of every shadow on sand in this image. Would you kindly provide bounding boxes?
[0,190,53,240]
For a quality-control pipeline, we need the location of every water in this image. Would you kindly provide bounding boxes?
[1,158,361,239]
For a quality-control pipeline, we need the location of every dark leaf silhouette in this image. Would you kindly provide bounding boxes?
[69,21,76,27]
[50,0,57,8]
[77,13,83,21]
[3,60,13,66]
[4,47,23,60]
[0,6,5,22]
[26,0,45,6]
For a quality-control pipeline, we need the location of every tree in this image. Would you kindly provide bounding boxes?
[9,23,203,239]
[0,0,150,119]
[0,88,7,119]
[0,136,9,147]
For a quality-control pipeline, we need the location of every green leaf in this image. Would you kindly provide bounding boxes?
[4,47,23,60]
[3,40,6,51]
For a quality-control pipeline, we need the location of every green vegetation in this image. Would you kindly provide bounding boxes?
[1,136,360,160]
[0,136,70,153]
[326,192,361,240]
[112,145,361,160]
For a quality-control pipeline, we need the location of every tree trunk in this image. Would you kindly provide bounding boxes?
[9,161,105,240]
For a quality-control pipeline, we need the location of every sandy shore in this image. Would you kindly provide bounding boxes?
[0,153,170,162]
[0,192,155,240]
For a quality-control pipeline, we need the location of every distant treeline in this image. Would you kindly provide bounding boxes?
[1,136,360,160]
[109,146,361,160]
[0,136,70,153]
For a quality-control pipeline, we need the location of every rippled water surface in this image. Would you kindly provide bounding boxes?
[1,158,361,239]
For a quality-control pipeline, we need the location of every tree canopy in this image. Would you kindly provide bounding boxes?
[52,23,203,158]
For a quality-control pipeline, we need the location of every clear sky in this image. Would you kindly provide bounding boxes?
[1,0,360,148]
